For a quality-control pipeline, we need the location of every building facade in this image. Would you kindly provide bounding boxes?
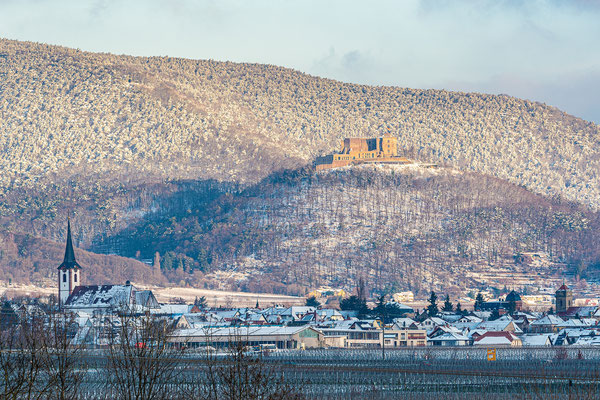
[555,283,573,314]
[315,135,411,171]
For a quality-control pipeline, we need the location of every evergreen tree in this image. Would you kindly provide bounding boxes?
[374,295,387,323]
[456,302,463,314]
[194,296,207,309]
[340,295,368,318]
[305,296,319,307]
[489,308,500,321]
[442,294,453,312]
[427,291,438,317]
[474,292,484,311]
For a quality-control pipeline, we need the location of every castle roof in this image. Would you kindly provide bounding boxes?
[58,219,81,270]
[557,283,569,291]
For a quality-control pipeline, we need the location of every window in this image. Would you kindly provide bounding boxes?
[63,273,67,283]
[74,273,77,282]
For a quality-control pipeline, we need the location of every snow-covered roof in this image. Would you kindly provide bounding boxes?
[476,320,522,333]
[171,325,320,338]
[428,332,469,342]
[473,331,520,346]
[317,309,343,319]
[151,304,192,315]
[393,317,417,328]
[64,285,134,309]
[280,306,316,319]
[521,334,552,346]
[557,318,595,328]
[530,315,564,326]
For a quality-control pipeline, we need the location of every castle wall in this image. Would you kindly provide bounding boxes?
[316,136,402,171]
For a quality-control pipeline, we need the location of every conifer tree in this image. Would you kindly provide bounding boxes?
[474,292,484,311]
[427,291,438,317]
[442,294,453,312]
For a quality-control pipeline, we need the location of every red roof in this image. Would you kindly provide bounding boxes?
[474,331,517,342]
[557,284,569,291]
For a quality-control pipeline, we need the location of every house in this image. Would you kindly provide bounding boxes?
[319,325,427,348]
[428,332,470,346]
[557,318,596,330]
[476,316,522,334]
[453,315,483,331]
[473,331,522,347]
[169,325,324,350]
[521,334,552,347]
[150,304,197,318]
[420,317,446,333]
[392,317,419,329]
[529,315,564,333]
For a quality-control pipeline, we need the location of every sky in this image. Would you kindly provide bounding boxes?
[1,0,599,124]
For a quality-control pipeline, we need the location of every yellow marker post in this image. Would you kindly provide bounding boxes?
[487,348,497,361]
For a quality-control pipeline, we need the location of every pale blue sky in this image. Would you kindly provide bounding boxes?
[1,0,599,123]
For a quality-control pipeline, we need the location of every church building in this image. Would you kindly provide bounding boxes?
[57,220,159,313]
[57,219,82,305]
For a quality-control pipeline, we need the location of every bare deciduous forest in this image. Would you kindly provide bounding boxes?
[97,165,600,296]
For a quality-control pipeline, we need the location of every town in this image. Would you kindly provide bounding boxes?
[5,221,598,353]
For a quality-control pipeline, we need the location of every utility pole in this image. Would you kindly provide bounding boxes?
[381,319,385,361]
[379,297,386,361]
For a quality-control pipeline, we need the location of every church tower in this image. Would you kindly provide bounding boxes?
[58,219,82,306]
[555,282,573,314]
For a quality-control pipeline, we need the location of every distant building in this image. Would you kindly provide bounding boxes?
[315,134,411,171]
[479,291,522,313]
[64,283,160,314]
[393,291,414,303]
[555,283,573,314]
[169,325,324,350]
[57,220,159,314]
[473,331,522,347]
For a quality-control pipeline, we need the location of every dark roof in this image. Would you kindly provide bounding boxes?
[58,219,81,270]
[505,291,522,302]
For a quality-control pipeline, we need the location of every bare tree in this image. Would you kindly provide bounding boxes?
[105,308,185,400]
[0,306,50,399]
[43,306,86,400]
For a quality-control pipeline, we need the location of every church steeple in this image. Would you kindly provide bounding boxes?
[58,219,82,306]
[58,218,80,270]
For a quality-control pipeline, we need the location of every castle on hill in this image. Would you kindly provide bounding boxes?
[315,134,411,171]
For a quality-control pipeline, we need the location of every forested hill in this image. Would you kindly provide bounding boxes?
[96,164,600,296]
[1,37,599,222]
[1,38,600,293]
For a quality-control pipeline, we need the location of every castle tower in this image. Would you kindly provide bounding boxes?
[555,283,573,314]
[58,219,82,306]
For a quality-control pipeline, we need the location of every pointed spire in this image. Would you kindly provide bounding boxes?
[58,218,81,270]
